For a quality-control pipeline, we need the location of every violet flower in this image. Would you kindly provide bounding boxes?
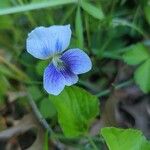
[26,25,92,95]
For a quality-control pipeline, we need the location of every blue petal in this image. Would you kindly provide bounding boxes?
[60,68,78,86]
[61,48,92,74]
[43,63,78,95]
[44,64,65,95]
[26,25,71,59]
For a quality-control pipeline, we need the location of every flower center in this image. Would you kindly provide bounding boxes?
[52,55,65,69]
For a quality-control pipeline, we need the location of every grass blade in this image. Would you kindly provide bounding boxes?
[0,0,77,15]
[75,6,84,49]
[81,1,104,20]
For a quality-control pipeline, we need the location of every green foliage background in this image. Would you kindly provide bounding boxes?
[0,0,150,149]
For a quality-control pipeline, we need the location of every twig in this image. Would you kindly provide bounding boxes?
[27,94,54,136]
[0,114,35,140]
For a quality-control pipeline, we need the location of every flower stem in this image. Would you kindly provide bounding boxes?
[96,79,133,97]
[86,135,99,150]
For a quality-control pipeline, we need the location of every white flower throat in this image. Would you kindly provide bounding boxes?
[52,55,65,69]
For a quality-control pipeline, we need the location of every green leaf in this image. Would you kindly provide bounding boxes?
[75,7,84,49]
[134,59,150,93]
[142,142,150,150]
[101,127,150,150]
[39,98,56,119]
[123,43,150,93]
[144,5,150,24]
[81,1,104,20]
[49,86,99,138]
[123,43,150,65]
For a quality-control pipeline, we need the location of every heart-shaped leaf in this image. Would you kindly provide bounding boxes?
[101,127,150,150]
[49,86,99,138]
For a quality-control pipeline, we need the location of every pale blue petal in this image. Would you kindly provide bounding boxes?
[50,25,71,53]
[61,48,92,74]
[26,25,71,59]
[44,64,65,95]
[27,27,53,59]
